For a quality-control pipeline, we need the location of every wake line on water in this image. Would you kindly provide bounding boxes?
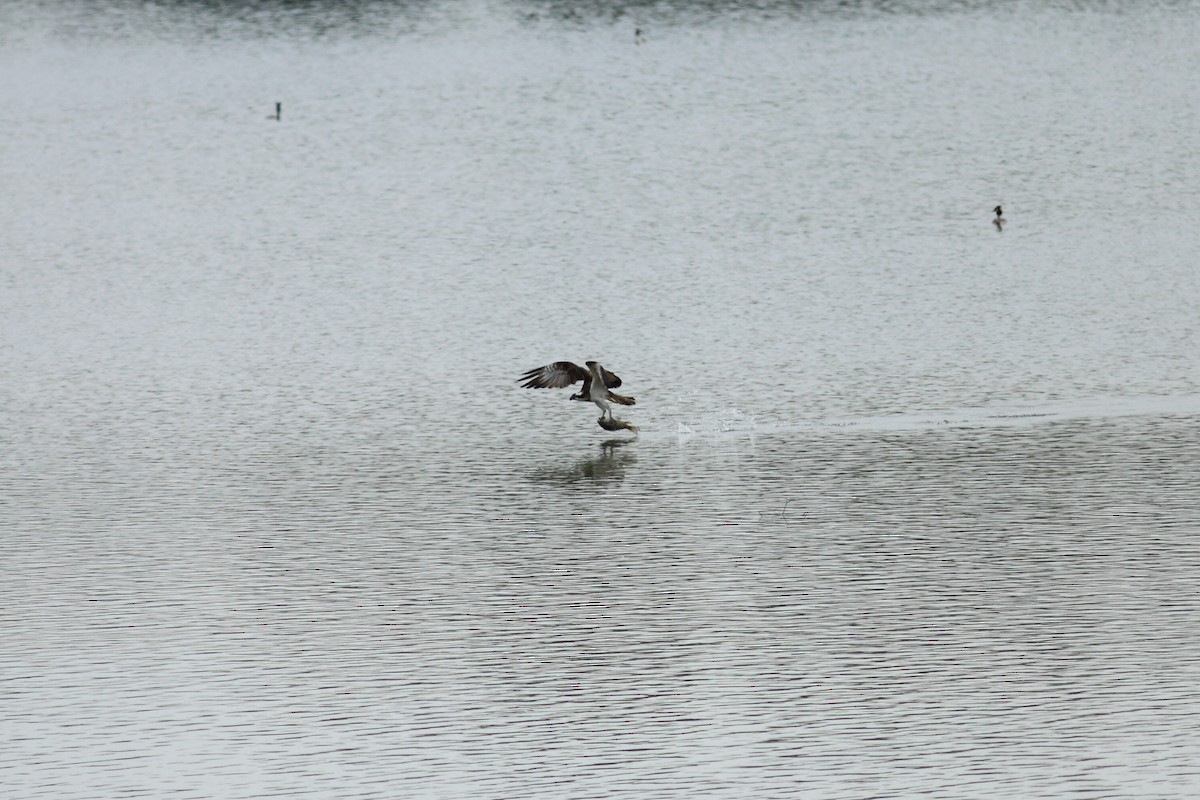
[630,393,1200,441]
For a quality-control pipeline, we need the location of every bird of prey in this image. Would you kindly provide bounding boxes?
[519,360,637,429]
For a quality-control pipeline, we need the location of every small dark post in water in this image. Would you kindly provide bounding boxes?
[273,102,281,121]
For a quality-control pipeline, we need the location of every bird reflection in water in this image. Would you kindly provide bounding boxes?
[530,439,636,485]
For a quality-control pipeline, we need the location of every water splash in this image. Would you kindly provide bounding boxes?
[638,394,1200,441]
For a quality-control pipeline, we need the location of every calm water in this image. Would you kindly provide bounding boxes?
[3,1,1200,798]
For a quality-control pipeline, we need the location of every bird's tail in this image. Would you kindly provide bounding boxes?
[607,391,636,406]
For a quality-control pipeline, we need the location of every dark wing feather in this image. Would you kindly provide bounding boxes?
[519,361,589,390]
[598,365,622,389]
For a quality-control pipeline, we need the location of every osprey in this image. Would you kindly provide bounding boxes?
[519,360,637,428]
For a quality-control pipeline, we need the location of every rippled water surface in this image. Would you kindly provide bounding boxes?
[3,1,1200,798]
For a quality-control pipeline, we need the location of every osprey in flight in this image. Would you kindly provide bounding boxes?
[519,360,637,430]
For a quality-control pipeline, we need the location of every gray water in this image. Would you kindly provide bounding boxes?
[3,1,1200,798]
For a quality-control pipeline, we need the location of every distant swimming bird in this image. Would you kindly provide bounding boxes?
[993,205,1006,232]
[635,27,646,45]
[519,360,636,426]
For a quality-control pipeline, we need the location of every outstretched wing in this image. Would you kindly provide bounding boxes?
[598,365,623,389]
[519,361,589,390]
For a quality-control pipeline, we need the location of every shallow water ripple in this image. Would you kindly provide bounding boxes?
[5,416,1199,799]
[5,0,1200,796]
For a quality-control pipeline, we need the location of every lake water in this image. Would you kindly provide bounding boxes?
[3,1,1200,798]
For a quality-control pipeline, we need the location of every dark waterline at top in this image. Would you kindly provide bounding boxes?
[7,0,1188,44]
